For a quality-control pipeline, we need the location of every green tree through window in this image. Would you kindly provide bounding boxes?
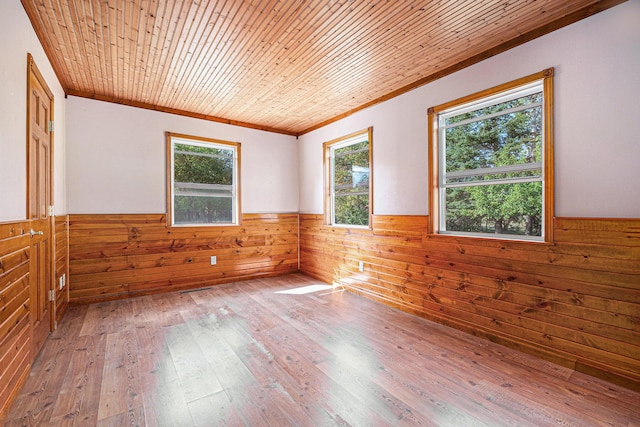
[167,133,240,226]
[324,129,372,227]
[429,69,554,241]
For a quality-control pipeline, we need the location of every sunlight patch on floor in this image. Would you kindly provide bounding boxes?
[275,284,334,295]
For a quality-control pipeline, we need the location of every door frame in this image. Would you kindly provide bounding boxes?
[26,53,56,337]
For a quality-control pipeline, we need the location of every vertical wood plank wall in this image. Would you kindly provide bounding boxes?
[68,213,299,304]
[0,222,32,420]
[299,214,640,390]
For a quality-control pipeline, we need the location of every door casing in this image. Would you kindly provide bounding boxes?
[26,53,56,357]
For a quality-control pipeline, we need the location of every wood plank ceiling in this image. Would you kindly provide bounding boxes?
[21,0,624,136]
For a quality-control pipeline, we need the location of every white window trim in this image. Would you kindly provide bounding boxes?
[428,69,555,243]
[324,128,373,228]
[167,132,241,227]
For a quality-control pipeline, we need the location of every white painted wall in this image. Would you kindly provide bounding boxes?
[298,1,640,218]
[66,97,299,214]
[0,1,66,222]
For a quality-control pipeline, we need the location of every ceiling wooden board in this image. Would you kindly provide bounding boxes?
[21,0,624,136]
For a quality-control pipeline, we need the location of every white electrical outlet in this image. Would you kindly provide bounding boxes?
[210,256,217,265]
[358,261,364,272]
[59,273,66,290]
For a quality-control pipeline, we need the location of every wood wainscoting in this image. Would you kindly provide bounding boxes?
[0,221,32,420]
[54,215,69,325]
[68,213,299,304]
[300,214,640,390]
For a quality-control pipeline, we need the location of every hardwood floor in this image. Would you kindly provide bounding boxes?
[5,274,640,426]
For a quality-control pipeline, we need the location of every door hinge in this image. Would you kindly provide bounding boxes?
[48,120,54,132]
[48,205,55,216]
[48,289,56,302]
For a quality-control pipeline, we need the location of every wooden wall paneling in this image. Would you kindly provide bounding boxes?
[54,215,69,325]
[68,213,299,304]
[554,217,640,246]
[299,214,640,391]
[0,221,32,421]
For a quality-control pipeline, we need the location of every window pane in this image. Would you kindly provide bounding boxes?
[334,141,370,191]
[330,138,370,226]
[334,194,369,226]
[445,100,542,174]
[174,143,233,186]
[445,92,542,126]
[174,195,232,225]
[169,134,239,226]
[444,182,542,237]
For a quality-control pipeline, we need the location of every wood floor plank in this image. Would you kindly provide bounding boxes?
[97,329,143,421]
[169,295,274,426]
[4,274,640,426]
[225,287,417,425]
[184,299,319,425]
[165,321,225,403]
[247,281,525,426]
[5,307,88,427]
[140,341,195,427]
[95,405,145,427]
[187,390,243,427]
[35,333,106,427]
[218,290,393,425]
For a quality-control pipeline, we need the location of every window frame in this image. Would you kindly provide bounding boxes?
[427,68,554,243]
[323,127,373,228]
[166,132,241,227]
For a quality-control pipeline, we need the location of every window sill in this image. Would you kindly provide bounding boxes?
[169,222,240,228]
[428,231,554,246]
[328,223,372,230]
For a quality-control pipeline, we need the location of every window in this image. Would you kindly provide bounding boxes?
[166,132,240,226]
[324,128,373,227]
[428,69,554,241]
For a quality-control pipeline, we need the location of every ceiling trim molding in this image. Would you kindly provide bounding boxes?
[66,89,298,137]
